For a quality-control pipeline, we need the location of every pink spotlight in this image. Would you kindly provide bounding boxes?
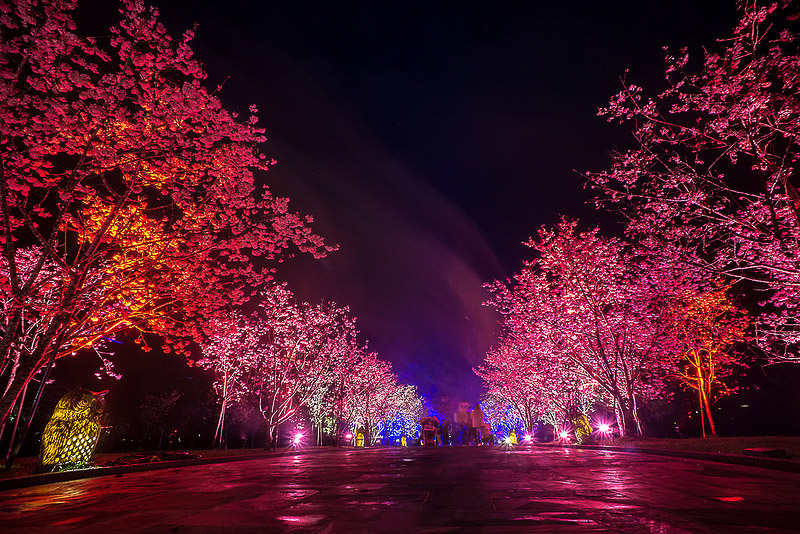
[597,423,611,434]
[344,432,353,440]
[558,430,570,440]
[523,434,533,443]
[293,432,303,446]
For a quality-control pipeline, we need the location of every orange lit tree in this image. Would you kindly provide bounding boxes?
[668,285,749,437]
[0,1,329,429]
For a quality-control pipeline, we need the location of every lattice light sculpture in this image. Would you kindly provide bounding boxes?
[37,388,107,472]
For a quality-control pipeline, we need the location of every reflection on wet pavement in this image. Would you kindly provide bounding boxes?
[1,447,799,532]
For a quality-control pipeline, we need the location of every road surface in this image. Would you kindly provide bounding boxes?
[1,446,798,532]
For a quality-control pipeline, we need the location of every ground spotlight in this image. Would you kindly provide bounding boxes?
[592,419,614,440]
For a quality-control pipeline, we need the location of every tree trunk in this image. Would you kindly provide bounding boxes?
[3,382,27,465]
[612,396,632,437]
[698,388,706,437]
[0,360,39,431]
[158,423,166,450]
[214,402,226,448]
[698,380,717,437]
[703,397,717,437]
[140,424,151,451]
[5,336,66,471]
[628,390,644,437]
[265,424,278,450]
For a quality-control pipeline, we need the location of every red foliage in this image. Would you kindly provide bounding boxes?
[0,1,330,427]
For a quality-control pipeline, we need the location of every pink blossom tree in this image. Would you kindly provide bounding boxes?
[251,285,361,449]
[477,335,599,432]
[305,334,365,445]
[477,339,552,433]
[0,0,329,428]
[586,2,800,361]
[196,313,266,447]
[374,384,426,445]
[486,220,676,436]
[310,347,369,444]
[482,265,608,432]
[342,352,397,445]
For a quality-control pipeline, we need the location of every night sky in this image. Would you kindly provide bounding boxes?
[128,0,741,405]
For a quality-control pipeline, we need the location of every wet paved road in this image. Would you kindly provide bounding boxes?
[1,446,799,532]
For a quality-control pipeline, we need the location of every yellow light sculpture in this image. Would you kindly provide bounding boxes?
[37,388,107,472]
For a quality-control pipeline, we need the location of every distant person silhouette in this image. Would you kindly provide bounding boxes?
[469,403,485,445]
[454,402,470,445]
[438,418,450,446]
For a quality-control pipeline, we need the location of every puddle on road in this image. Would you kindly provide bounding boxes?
[276,514,326,526]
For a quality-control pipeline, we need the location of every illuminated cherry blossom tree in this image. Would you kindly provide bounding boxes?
[486,220,675,436]
[196,313,266,447]
[586,2,800,361]
[342,352,398,445]
[251,286,361,450]
[373,384,426,445]
[475,340,549,433]
[476,334,598,432]
[0,0,329,428]
[303,335,369,445]
[305,350,424,446]
[307,347,367,444]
